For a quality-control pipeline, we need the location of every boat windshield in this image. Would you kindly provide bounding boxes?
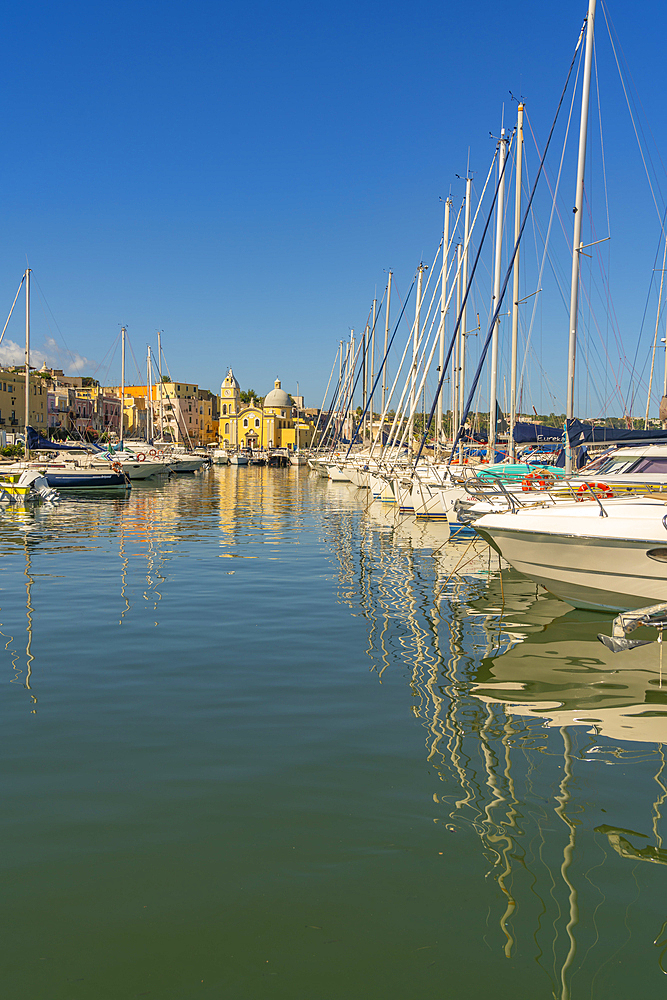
[586,455,641,475]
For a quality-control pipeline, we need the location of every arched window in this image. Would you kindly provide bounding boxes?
[243,418,248,428]
[222,404,227,415]
[225,422,230,434]
[255,418,260,428]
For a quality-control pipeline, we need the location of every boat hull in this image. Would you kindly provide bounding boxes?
[475,500,667,611]
[44,471,128,490]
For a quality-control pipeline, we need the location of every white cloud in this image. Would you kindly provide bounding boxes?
[0,336,94,373]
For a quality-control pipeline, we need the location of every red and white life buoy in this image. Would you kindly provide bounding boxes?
[575,481,613,501]
[522,469,555,492]
[137,452,146,462]
[149,449,157,457]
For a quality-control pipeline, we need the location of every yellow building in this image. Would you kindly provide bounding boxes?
[109,381,220,445]
[219,371,313,451]
[0,368,48,435]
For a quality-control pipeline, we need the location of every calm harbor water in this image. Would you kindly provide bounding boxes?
[1,466,667,999]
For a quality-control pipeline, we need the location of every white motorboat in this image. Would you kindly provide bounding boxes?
[474,494,667,612]
[167,453,207,473]
[230,452,249,466]
[211,448,230,465]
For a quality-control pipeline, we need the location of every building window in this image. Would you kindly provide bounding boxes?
[225,422,229,434]
[222,404,227,415]
[255,418,260,428]
[243,418,248,428]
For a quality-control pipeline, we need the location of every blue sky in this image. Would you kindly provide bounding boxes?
[1,0,666,415]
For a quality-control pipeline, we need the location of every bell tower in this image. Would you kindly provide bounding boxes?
[220,368,240,417]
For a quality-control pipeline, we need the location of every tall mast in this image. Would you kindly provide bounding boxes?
[362,321,368,444]
[509,104,524,461]
[409,264,426,457]
[369,297,377,447]
[157,330,164,441]
[565,0,597,474]
[455,242,463,456]
[382,271,392,418]
[458,177,472,460]
[646,234,667,428]
[488,127,508,460]
[120,326,126,448]
[439,198,451,450]
[147,346,153,443]
[24,268,31,458]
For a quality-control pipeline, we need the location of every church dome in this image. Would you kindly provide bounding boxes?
[264,378,291,408]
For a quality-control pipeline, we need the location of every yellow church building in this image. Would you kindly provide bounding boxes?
[219,370,313,451]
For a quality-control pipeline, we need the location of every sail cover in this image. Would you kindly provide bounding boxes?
[513,422,563,443]
[26,427,104,451]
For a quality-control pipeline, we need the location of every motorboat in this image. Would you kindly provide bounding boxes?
[474,494,667,611]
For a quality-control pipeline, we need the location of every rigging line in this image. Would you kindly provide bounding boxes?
[30,274,84,371]
[593,33,611,258]
[125,335,144,384]
[518,76,581,404]
[438,13,587,466]
[602,2,665,231]
[404,139,505,463]
[0,275,26,349]
[624,207,667,414]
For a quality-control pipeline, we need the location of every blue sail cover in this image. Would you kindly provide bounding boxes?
[513,422,564,443]
[565,419,667,445]
[26,427,104,452]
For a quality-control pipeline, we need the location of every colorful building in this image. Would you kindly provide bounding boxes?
[219,371,314,451]
[0,367,48,436]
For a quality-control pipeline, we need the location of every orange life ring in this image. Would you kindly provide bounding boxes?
[149,449,157,457]
[137,452,146,462]
[522,469,555,492]
[575,481,613,501]
[111,461,123,474]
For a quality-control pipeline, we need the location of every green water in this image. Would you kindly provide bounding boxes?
[1,466,666,998]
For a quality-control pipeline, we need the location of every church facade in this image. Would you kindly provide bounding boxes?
[219,370,313,451]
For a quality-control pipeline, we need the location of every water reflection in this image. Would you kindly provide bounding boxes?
[1,467,666,995]
[324,488,667,997]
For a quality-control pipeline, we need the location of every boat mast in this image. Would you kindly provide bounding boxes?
[509,103,524,461]
[120,326,126,448]
[458,177,472,461]
[147,345,153,443]
[369,296,377,447]
[645,234,667,428]
[382,271,392,419]
[565,0,597,474]
[362,321,368,445]
[488,126,508,461]
[157,330,164,442]
[439,198,451,451]
[24,268,30,458]
[409,264,426,458]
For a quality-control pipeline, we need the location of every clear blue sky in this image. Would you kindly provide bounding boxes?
[1,0,666,415]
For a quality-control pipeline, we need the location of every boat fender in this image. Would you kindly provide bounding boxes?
[575,482,613,501]
[137,453,146,461]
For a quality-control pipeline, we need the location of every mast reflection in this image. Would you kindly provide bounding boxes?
[325,502,667,996]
